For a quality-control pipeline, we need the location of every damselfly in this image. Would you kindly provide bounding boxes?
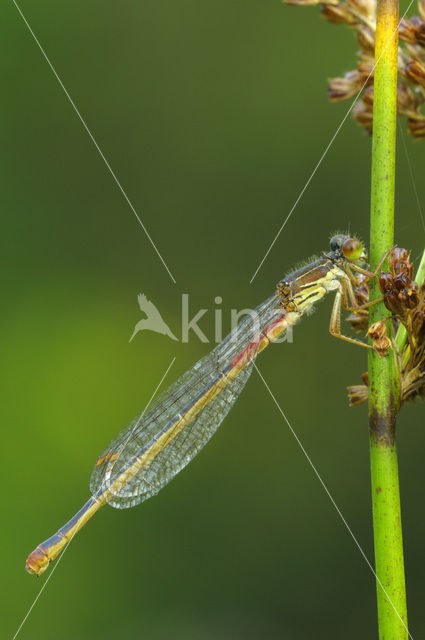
[26,234,388,576]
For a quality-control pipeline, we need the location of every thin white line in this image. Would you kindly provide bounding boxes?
[398,121,425,233]
[253,363,413,640]
[136,356,176,429]
[12,524,81,640]
[106,356,176,486]
[250,0,416,284]
[12,0,176,284]
[12,356,176,639]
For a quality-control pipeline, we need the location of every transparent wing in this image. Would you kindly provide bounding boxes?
[89,293,281,509]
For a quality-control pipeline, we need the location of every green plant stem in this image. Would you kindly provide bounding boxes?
[368,0,408,637]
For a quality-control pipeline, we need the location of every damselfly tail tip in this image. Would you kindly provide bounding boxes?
[25,546,50,576]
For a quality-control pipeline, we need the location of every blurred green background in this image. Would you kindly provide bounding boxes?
[3,0,425,638]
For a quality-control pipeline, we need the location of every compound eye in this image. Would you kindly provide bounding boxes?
[330,234,344,252]
[342,237,363,261]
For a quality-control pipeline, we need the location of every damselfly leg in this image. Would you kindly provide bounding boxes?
[328,248,393,351]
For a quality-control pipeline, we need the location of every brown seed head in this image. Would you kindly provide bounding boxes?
[378,272,394,294]
[362,85,374,106]
[347,0,376,18]
[399,18,420,44]
[412,309,425,335]
[347,309,369,332]
[357,25,375,52]
[411,16,425,45]
[405,59,425,87]
[352,99,373,132]
[357,55,375,79]
[321,3,357,24]
[405,285,420,308]
[347,384,369,406]
[397,82,416,114]
[348,244,425,404]
[373,336,392,357]
[283,0,425,140]
[285,0,322,5]
[407,116,425,138]
[393,273,411,292]
[368,321,387,340]
[389,247,412,275]
[328,70,363,101]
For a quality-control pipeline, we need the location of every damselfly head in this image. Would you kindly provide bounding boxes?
[329,234,366,263]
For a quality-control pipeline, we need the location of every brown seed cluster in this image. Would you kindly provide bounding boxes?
[347,247,425,405]
[347,371,369,406]
[380,248,425,401]
[367,320,392,356]
[284,0,425,138]
[378,248,418,322]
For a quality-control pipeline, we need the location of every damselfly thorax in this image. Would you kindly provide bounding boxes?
[277,234,389,349]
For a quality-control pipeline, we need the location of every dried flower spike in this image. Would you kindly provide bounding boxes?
[367,321,391,356]
[321,3,357,23]
[328,70,364,100]
[348,247,425,404]
[283,0,425,139]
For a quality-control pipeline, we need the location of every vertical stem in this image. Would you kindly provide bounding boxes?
[368,0,408,637]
